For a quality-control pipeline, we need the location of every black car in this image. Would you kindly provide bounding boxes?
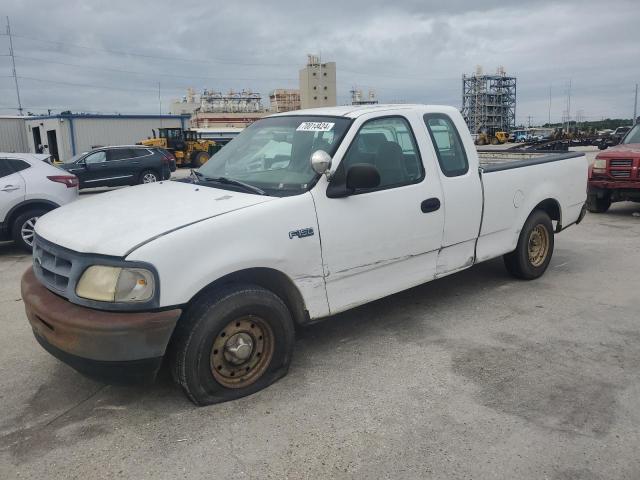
[60,146,176,189]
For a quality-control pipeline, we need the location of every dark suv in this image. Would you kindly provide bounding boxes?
[60,146,176,189]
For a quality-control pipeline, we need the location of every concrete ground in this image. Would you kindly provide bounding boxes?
[2,166,640,479]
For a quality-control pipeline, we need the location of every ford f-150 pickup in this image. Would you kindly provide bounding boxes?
[21,105,588,405]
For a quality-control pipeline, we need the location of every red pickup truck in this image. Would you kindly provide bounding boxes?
[588,124,640,212]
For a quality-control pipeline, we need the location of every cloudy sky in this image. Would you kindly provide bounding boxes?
[1,0,638,125]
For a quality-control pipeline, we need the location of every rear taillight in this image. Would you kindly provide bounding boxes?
[47,175,79,188]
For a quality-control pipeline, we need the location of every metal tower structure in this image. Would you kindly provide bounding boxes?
[461,66,516,134]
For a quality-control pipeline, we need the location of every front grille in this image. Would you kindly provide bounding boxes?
[610,159,633,167]
[33,237,76,296]
[610,170,631,178]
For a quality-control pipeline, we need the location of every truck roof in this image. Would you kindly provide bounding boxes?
[269,104,457,119]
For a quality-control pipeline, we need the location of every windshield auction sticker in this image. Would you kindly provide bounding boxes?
[296,122,335,132]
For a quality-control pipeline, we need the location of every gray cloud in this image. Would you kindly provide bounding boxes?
[1,0,638,124]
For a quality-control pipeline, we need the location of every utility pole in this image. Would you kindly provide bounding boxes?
[6,16,23,115]
[527,115,532,128]
[158,82,163,127]
[634,83,638,125]
[548,85,552,125]
[566,79,572,133]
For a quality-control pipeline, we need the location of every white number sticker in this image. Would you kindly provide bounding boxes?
[296,122,335,132]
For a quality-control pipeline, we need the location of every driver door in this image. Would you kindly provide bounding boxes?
[81,150,108,187]
[311,113,445,314]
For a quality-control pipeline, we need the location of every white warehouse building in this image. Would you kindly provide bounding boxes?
[21,114,190,161]
[0,115,30,152]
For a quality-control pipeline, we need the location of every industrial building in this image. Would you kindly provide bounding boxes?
[0,115,30,152]
[299,55,337,109]
[269,89,301,113]
[22,113,189,161]
[351,88,378,105]
[461,66,517,135]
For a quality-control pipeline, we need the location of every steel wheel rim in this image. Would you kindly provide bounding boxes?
[528,224,549,267]
[143,173,157,183]
[210,316,274,389]
[21,217,38,247]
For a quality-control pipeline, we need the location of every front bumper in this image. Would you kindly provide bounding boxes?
[21,268,182,383]
[589,179,640,190]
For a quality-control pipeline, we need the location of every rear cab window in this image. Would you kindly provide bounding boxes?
[424,114,469,177]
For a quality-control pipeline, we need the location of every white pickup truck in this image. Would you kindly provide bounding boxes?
[22,105,588,405]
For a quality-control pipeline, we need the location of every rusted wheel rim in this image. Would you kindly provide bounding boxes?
[528,224,549,267]
[210,316,274,389]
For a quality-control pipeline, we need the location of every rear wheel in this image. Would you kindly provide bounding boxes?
[139,170,159,184]
[12,209,47,252]
[191,151,209,168]
[169,284,294,405]
[503,209,554,280]
[587,194,611,213]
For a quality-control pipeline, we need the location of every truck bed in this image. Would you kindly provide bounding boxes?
[477,149,584,172]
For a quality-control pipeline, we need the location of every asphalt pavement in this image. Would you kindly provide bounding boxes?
[1,196,639,479]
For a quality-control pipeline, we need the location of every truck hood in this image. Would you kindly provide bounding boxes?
[597,144,640,158]
[35,181,274,257]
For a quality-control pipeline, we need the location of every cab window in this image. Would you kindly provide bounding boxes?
[339,116,423,189]
[424,114,469,177]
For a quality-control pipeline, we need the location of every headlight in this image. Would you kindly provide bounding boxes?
[593,159,607,173]
[76,265,155,303]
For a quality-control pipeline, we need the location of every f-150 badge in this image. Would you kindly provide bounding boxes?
[289,228,314,239]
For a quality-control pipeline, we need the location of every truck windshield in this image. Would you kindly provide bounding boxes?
[622,124,640,145]
[197,116,351,196]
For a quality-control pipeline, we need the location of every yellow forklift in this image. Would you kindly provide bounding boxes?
[475,129,509,146]
[140,128,220,167]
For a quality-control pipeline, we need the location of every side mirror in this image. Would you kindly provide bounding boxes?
[310,150,332,175]
[346,163,380,190]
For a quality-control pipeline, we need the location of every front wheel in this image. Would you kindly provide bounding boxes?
[503,209,554,280]
[169,284,295,405]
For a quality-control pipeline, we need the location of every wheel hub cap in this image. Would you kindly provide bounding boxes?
[224,333,254,365]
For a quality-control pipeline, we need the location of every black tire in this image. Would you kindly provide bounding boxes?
[191,151,209,168]
[139,170,159,184]
[169,284,295,405]
[12,209,47,252]
[503,209,554,280]
[586,194,611,213]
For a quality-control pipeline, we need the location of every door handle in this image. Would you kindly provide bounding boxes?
[421,198,441,213]
[1,185,20,192]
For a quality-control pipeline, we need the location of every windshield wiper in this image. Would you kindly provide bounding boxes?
[192,171,266,195]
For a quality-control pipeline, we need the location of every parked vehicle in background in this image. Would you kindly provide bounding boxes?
[475,129,508,145]
[597,126,632,150]
[59,146,173,189]
[0,153,78,251]
[139,127,220,168]
[588,123,640,212]
[22,104,587,405]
